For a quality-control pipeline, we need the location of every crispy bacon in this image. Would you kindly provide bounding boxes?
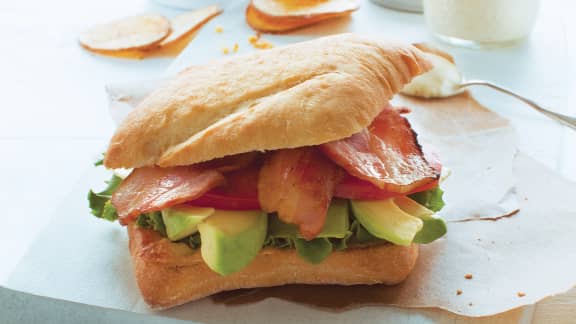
[197,152,261,173]
[320,107,438,193]
[334,145,443,199]
[186,163,262,210]
[258,148,342,240]
[112,166,225,224]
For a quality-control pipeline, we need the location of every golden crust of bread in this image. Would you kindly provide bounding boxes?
[105,34,431,169]
[128,224,419,309]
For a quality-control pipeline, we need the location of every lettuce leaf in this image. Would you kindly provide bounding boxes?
[294,238,333,264]
[409,187,445,212]
[101,201,118,222]
[182,232,201,249]
[264,237,295,249]
[87,174,122,221]
[330,230,352,251]
[94,153,105,167]
[136,212,166,236]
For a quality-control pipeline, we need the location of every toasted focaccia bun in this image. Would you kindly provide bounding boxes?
[104,34,431,169]
[129,224,419,309]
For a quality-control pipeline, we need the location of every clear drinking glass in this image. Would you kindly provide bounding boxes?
[370,0,423,13]
[423,0,540,49]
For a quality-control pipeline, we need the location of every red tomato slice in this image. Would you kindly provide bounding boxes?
[334,175,439,200]
[186,190,260,210]
[335,146,442,200]
[186,163,261,210]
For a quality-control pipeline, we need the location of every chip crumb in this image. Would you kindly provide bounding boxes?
[233,43,239,53]
[517,292,526,297]
[215,26,223,33]
[248,35,259,44]
[464,274,473,280]
[253,39,274,49]
[222,47,230,54]
[456,289,462,295]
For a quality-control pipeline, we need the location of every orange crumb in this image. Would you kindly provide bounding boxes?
[517,292,526,297]
[456,289,462,295]
[464,274,473,280]
[254,39,274,49]
[215,26,223,33]
[222,47,230,54]
[233,43,239,53]
[248,34,259,44]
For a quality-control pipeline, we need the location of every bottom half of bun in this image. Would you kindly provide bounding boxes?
[128,224,419,310]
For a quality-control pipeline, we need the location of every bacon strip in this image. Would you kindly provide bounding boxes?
[258,148,342,240]
[112,166,225,224]
[320,107,438,193]
[334,145,443,199]
[197,152,261,173]
[186,163,262,210]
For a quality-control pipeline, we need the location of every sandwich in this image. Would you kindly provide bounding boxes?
[88,34,447,309]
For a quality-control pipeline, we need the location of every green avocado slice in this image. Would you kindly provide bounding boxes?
[162,205,214,241]
[198,210,267,276]
[350,199,423,246]
[395,197,447,244]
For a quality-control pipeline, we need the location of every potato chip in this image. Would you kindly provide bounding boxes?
[246,3,349,33]
[251,0,359,17]
[79,15,171,51]
[160,5,223,47]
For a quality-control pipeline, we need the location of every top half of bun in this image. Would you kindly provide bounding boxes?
[104,34,432,169]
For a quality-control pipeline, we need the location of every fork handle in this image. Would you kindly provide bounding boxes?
[459,80,576,131]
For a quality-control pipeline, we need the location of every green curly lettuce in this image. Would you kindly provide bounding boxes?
[409,187,445,212]
[87,174,122,221]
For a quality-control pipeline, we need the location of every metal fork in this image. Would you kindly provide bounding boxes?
[458,80,576,131]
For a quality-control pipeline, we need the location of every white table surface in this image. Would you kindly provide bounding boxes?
[0,0,574,322]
